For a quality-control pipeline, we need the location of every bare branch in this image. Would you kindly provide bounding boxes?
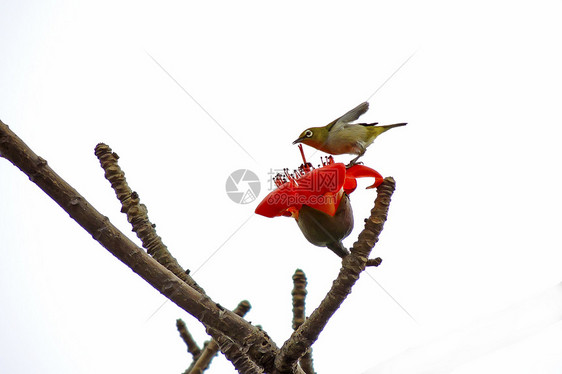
[207,328,265,374]
[366,257,383,267]
[0,120,280,372]
[275,177,396,373]
[95,143,265,371]
[177,319,201,358]
[292,269,307,330]
[95,143,205,294]
[188,340,218,374]
[189,300,252,373]
[291,270,315,374]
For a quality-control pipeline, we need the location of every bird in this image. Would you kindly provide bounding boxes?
[292,102,406,166]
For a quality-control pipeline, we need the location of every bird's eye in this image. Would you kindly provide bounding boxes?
[305,130,313,138]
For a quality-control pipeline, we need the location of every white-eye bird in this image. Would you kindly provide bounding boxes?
[292,102,406,165]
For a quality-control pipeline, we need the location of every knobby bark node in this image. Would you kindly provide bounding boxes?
[291,270,315,374]
[292,269,307,331]
[366,257,383,267]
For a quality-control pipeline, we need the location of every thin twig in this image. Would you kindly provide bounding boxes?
[366,257,383,267]
[275,178,396,373]
[177,319,201,358]
[188,340,218,374]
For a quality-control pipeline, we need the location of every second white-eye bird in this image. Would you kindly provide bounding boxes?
[292,102,407,165]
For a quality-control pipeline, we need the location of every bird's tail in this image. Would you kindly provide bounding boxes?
[364,122,407,138]
[358,122,407,130]
[381,122,407,130]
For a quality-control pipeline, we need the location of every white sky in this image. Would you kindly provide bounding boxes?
[1,1,562,373]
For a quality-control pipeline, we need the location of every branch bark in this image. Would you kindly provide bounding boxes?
[95,143,264,372]
[207,327,265,374]
[177,319,202,358]
[291,270,315,374]
[95,143,205,294]
[189,300,252,374]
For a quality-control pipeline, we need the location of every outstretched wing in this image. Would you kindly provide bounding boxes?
[339,102,369,123]
[327,102,370,132]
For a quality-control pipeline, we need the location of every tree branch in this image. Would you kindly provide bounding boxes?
[0,120,279,372]
[274,177,396,373]
[95,143,205,294]
[177,319,202,359]
[366,257,383,267]
[291,269,315,374]
[95,143,264,373]
[189,300,252,373]
[206,327,266,374]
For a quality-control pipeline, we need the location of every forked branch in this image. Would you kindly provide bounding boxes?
[0,120,279,371]
[0,119,395,374]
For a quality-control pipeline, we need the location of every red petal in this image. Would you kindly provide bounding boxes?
[343,177,358,194]
[255,163,346,218]
[344,165,384,194]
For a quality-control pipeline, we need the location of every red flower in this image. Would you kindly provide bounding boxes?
[343,164,384,195]
[255,147,383,219]
[254,146,384,258]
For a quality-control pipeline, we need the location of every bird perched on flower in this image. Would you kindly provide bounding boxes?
[293,102,406,166]
[254,152,383,259]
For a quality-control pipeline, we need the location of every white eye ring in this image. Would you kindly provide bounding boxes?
[305,130,313,137]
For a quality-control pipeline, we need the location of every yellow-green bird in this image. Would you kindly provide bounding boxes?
[293,102,407,165]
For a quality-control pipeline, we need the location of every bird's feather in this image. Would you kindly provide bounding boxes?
[327,102,370,133]
[339,102,369,123]
[354,122,379,127]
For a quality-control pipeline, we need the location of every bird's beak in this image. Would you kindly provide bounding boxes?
[292,137,305,145]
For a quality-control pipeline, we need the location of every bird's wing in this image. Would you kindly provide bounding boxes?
[327,102,370,133]
[340,102,369,123]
